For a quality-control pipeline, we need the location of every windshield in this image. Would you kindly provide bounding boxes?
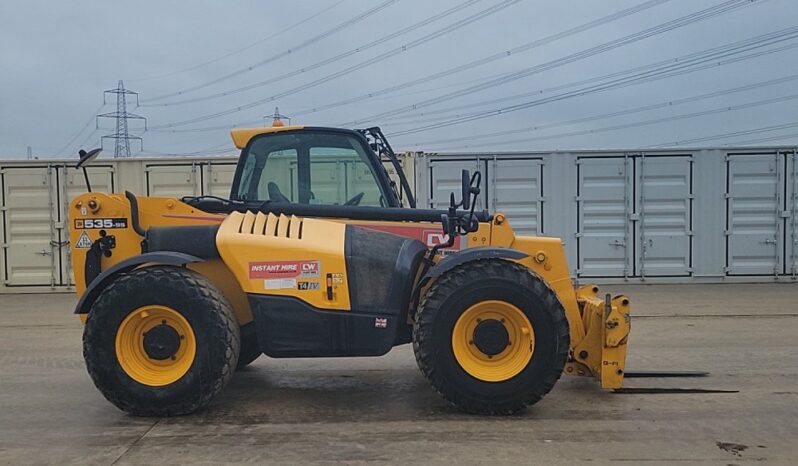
[234,130,392,207]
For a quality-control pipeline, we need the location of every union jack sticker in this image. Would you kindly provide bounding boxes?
[374,317,388,328]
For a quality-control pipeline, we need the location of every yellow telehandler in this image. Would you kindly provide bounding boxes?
[70,125,630,415]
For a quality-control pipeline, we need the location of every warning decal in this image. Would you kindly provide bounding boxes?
[75,231,93,249]
[264,278,297,290]
[297,281,320,291]
[249,260,320,279]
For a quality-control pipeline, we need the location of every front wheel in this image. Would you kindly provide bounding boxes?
[413,259,570,414]
[83,266,240,416]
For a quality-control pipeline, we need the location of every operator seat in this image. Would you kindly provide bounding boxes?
[267,182,290,203]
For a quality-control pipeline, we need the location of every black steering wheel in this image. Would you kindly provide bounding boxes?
[344,192,365,206]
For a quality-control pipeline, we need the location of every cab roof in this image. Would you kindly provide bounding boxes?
[229,125,305,149]
[229,125,371,150]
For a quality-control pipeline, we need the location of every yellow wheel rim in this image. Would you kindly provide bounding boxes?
[451,300,535,382]
[115,305,196,387]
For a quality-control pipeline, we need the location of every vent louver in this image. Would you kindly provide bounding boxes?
[236,211,303,239]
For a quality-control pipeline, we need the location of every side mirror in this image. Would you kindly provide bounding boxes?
[76,148,102,169]
[76,148,102,192]
[461,170,471,211]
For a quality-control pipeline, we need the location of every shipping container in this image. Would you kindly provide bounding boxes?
[1,146,796,293]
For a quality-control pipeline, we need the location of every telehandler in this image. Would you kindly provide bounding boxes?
[70,125,631,416]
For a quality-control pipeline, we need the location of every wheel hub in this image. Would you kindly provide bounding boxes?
[451,300,535,382]
[472,319,509,356]
[115,305,197,386]
[142,323,181,360]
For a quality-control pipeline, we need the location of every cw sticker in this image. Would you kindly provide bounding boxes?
[249,260,320,279]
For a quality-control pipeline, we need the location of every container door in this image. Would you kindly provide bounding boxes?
[488,158,543,236]
[786,149,798,279]
[635,156,693,277]
[347,158,386,207]
[307,160,345,204]
[576,157,632,278]
[60,166,115,287]
[146,163,201,198]
[382,156,412,208]
[204,162,237,197]
[1,166,59,286]
[428,158,486,210]
[725,153,783,275]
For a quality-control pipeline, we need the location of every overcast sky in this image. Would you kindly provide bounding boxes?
[1,0,796,158]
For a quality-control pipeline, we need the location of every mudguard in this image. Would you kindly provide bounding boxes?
[424,247,529,279]
[74,251,204,314]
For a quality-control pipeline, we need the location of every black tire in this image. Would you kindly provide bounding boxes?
[413,259,570,415]
[236,322,262,370]
[83,266,240,416]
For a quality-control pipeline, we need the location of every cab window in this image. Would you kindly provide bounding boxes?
[236,131,389,207]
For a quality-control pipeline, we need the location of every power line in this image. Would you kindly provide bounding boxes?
[129,0,349,83]
[148,0,522,129]
[74,129,101,153]
[724,132,798,146]
[385,26,798,137]
[345,0,767,126]
[291,0,671,118]
[380,37,797,125]
[150,119,263,134]
[387,43,798,135]
[139,143,239,157]
[144,0,485,107]
[411,73,798,147]
[388,41,798,130]
[647,120,798,147]
[142,0,400,103]
[137,141,233,156]
[146,72,516,134]
[148,26,798,142]
[421,93,798,150]
[54,103,106,156]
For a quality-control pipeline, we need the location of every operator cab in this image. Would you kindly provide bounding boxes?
[230,126,409,209]
[181,125,488,225]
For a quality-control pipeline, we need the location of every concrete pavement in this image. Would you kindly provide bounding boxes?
[0,284,796,465]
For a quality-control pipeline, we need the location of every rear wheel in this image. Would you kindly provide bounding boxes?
[413,259,569,414]
[83,266,239,416]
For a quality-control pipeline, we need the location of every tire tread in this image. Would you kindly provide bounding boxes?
[83,266,239,416]
[413,259,570,415]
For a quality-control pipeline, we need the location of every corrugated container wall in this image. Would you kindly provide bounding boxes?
[0,154,413,292]
[413,148,798,284]
[1,147,796,292]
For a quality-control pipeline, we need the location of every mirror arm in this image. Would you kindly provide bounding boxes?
[82,166,92,193]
